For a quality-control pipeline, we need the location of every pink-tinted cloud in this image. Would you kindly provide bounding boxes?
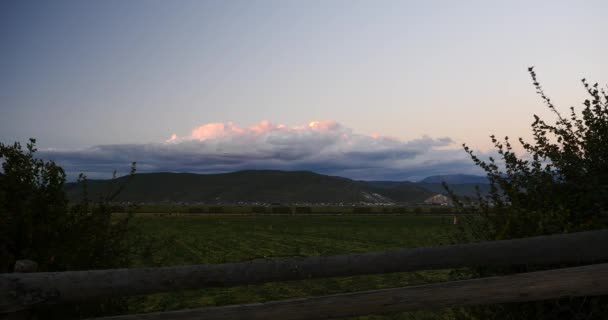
[169,120,344,142]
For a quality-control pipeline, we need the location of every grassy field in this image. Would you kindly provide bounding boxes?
[127,204,457,215]
[126,214,460,319]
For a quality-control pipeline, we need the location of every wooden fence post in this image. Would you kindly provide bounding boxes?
[89,263,608,320]
[1,260,38,320]
[13,261,37,274]
[2,229,608,312]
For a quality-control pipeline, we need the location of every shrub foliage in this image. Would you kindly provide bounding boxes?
[0,139,135,318]
[449,68,608,319]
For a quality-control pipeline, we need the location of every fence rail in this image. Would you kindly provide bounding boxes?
[92,263,608,320]
[2,229,608,318]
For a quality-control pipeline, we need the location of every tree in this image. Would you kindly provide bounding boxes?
[448,68,608,319]
[0,139,136,318]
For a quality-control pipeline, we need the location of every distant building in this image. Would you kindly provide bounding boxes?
[424,194,452,206]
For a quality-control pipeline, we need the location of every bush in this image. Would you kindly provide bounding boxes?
[187,206,206,214]
[271,206,291,214]
[429,206,450,214]
[448,68,608,319]
[252,206,267,214]
[0,139,136,318]
[353,206,372,214]
[209,206,224,213]
[295,206,312,214]
[392,206,410,214]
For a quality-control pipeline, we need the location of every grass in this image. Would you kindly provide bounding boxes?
[127,204,456,214]
[125,214,459,319]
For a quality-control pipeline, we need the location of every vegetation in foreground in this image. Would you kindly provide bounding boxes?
[0,139,136,318]
[126,214,457,319]
[449,69,608,319]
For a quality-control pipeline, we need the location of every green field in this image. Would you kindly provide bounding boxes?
[126,214,460,319]
[127,204,456,215]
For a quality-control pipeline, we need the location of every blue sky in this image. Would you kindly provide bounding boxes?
[1,1,607,180]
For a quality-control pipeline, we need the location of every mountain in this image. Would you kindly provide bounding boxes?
[65,170,434,204]
[419,174,488,184]
[363,181,437,202]
[65,170,489,204]
[416,182,490,198]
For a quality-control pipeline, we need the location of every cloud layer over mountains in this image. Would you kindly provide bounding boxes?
[40,120,482,181]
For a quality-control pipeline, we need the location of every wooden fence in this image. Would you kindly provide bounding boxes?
[1,229,608,319]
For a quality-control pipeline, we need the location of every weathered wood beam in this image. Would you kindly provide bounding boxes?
[91,263,608,320]
[1,229,607,313]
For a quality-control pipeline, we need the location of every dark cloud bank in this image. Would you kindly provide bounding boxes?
[39,121,483,181]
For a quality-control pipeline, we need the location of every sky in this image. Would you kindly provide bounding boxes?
[1,0,607,180]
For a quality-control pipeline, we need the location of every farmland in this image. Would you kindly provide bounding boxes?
[125,213,459,319]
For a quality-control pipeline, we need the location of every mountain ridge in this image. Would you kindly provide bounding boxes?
[65,170,488,204]
[418,174,489,184]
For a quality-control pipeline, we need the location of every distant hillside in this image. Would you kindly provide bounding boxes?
[416,182,490,198]
[419,174,488,184]
[364,180,489,200]
[65,170,433,204]
[363,181,437,202]
[65,170,489,204]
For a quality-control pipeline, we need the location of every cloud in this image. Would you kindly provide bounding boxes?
[40,120,483,181]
